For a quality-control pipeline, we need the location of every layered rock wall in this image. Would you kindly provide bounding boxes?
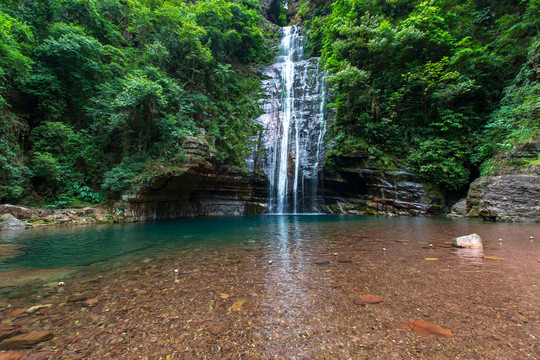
[465,166,539,222]
[320,156,445,216]
[118,135,267,221]
[120,162,267,221]
[462,141,539,222]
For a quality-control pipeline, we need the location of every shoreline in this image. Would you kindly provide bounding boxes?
[1,203,539,232]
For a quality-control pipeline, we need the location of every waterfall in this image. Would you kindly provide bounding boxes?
[257,26,327,214]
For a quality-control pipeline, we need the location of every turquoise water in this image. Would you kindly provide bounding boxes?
[0,215,353,271]
[1,215,538,272]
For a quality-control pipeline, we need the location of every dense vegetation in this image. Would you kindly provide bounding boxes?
[297,0,539,191]
[1,0,538,207]
[0,0,277,206]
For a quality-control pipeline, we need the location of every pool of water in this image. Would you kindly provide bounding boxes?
[0,214,350,271]
[1,215,538,271]
[1,215,539,358]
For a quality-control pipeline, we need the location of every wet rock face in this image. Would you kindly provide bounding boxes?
[259,0,280,24]
[117,134,267,221]
[321,156,445,216]
[256,26,328,213]
[466,167,540,222]
[123,164,267,221]
[123,169,266,220]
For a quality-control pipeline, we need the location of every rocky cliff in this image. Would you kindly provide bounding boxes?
[464,165,539,222]
[259,0,280,23]
[457,141,540,222]
[117,135,267,221]
[320,155,445,216]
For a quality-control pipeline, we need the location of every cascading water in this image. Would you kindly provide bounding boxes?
[256,26,327,214]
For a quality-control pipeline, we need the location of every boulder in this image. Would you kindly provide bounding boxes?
[0,205,36,220]
[453,234,483,248]
[0,214,25,231]
[449,199,467,217]
[465,165,539,222]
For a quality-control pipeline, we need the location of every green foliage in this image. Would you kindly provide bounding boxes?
[316,0,538,191]
[0,115,30,202]
[0,0,270,205]
[102,156,145,193]
[31,152,63,190]
[479,35,540,175]
[407,138,470,190]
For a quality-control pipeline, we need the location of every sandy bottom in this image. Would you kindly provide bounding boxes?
[0,217,539,359]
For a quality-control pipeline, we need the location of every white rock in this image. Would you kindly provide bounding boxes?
[453,233,483,248]
[0,214,25,230]
[26,304,52,314]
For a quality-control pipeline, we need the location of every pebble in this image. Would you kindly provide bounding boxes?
[26,304,52,314]
[354,294,383,304]
[207,324,225,335]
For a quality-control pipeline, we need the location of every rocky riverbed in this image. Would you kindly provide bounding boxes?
[0,218,538,359]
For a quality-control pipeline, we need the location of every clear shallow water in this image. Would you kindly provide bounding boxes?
[1,215,538,272]
[1,215,539,358]
[0,215,353,271]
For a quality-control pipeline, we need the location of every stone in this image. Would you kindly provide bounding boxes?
[0,329,21,341]
[0,214,25,231]
[207,325,225,335]
[6,309,27,319]
[321,162,445,216]
[26,352,52,360]
[358,294,383,304]
[0,351,27,360]
[229,299,245,311]
[0,205,36,220]
[67,293,88,303]
[466,169,540,222]
[353,298,366,306]
[120,158,267,221]
[401,319,454,338]
[0,331,53,350]
[36,308,51,316]
[449,199,467,217]
[26,305,52,315]
[453,233,483,248]
[81,298,99,307]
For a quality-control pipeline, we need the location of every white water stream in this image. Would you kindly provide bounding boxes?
[256,26,327,214]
